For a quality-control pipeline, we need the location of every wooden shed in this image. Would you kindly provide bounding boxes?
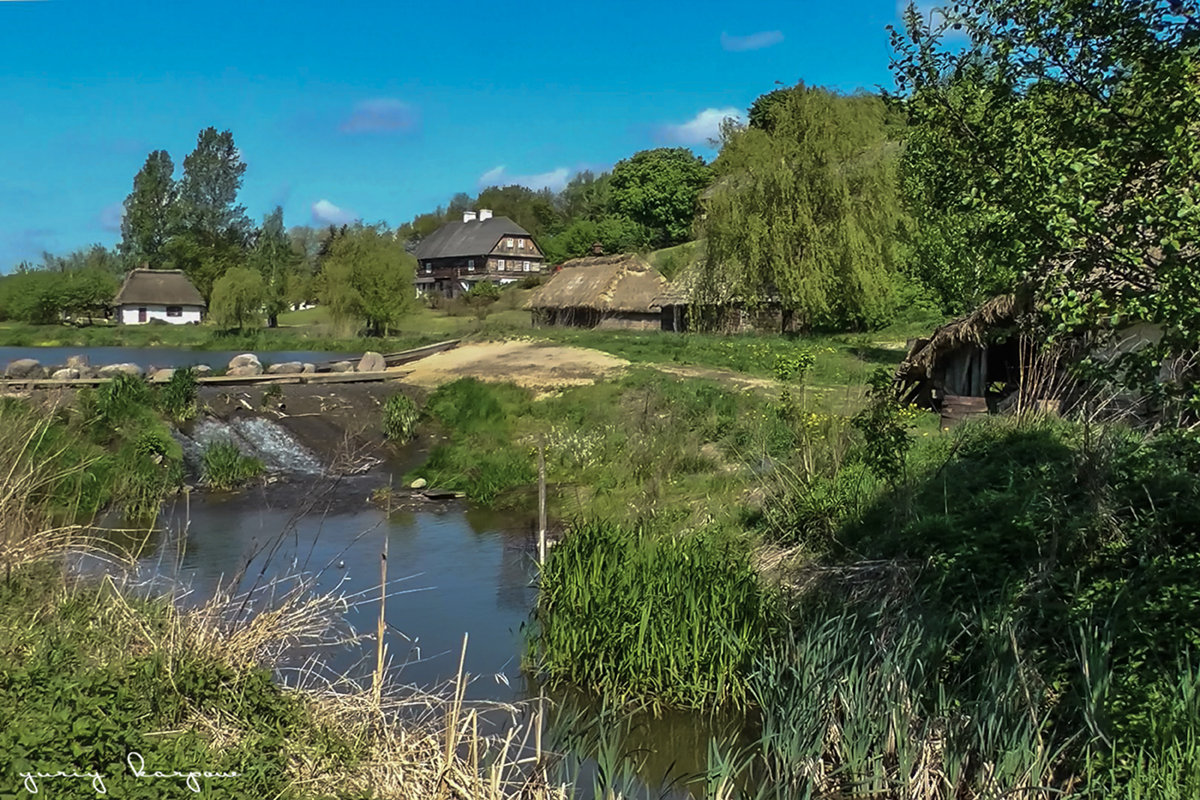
[525,254,668,330]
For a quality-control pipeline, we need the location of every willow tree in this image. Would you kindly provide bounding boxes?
[701,85,908,331]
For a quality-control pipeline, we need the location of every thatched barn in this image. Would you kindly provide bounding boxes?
[656,262,794,333]
[894,294,1036,425]
[525,254,668,330]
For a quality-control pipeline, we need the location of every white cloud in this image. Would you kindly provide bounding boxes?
[720,30,784,52]
[311,199,356,225]
[658,107,743,146]
[477,165,570,192]
[339,98,419,134]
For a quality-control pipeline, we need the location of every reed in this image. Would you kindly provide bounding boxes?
[530,520,779,710]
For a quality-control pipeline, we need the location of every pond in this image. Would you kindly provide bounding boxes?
[0,345,360,371]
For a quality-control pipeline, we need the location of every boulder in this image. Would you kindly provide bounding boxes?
[5,359,45,379]
[66,354,89,370]
[193,364,213,376]
[98,363,144,378]
[410,477,428,490]
[329,360,354,373]
[301,363,316,374]
[51,367,81,380]
[228,353,262,373]
[150,368,175,383]
[267,361,303,375]
[358,351,386,373]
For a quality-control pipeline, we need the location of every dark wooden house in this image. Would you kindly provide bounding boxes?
[413,210,545,297]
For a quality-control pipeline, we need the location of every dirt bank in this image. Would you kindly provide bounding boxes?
[393,340,629,389]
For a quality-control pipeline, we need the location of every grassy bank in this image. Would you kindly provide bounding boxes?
[525,409,1200,798]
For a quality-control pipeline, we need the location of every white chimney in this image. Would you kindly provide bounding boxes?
[478,208,493,221]
[462,211,477,223]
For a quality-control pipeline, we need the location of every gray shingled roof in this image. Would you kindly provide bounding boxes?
[413,217,533,260]
[114,269,206,307]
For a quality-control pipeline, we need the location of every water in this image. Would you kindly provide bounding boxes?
[0,345,359,371]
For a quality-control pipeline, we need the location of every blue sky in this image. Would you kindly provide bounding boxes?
[0,0,914,268]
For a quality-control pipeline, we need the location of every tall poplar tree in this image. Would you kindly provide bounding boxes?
[250,206,299,328]
[118,150,178,269]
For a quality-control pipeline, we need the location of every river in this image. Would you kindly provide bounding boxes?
[0,345,360,371]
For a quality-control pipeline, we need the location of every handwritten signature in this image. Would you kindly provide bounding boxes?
[19,752,240,794]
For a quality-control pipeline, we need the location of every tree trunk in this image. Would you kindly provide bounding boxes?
[268,313,278,328]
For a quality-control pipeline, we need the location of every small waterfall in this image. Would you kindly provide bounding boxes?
[175,416,325,477]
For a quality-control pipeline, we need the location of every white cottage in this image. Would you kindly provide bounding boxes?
[113,269,206,325]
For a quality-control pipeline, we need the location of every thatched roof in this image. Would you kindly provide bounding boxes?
[114,269,205,307]
[895,295,1021,383]
[525,254,667,313]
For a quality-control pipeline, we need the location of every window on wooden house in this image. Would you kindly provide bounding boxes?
[523,261,531,272]
[517,239,525,249]
[498,259,506,270]
[506,238,514,248]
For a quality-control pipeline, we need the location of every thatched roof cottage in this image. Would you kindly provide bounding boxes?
[113,269,206,325]
[525,254,668,330]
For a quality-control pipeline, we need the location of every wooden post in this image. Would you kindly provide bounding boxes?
[537,442,547,565]
[374,526,389,706]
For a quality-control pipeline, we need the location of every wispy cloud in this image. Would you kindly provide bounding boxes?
[98,202,124,233]
[657,107,742,146]
[311,199,356,225]
[720,30,784,52]
[477,165,571,192]
[339,98,419,134]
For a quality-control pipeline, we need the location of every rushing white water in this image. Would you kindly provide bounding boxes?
[175,416,324,476]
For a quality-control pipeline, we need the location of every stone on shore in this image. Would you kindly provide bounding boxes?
[51,367,81,380]
[98,363,144,378]
[329,361,354,373]
[409,477,427,490]
[267,361,303,375]
[358,351,386,373]
[5,359,45,379]
[193,365,213,376]
[227,353,263,377]
[301,363,316,374]
[66,354,89,370]
[150,368,175,383]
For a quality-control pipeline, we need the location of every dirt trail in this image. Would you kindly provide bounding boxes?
[393,340,629,389]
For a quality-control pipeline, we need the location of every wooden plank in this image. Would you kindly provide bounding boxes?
[939,393,989,429]
[382,339,460,366]
[300,370,403,384]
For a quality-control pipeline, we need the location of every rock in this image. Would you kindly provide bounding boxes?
[193,365,213,376]
[98,363,144,378]
[227,353,262,377]
[267,361,303,375]
[410,477,427,490]
[5,359,45,379]
[228,353,262,374]
[51,367,81,380]
[329,360,354,373]
[66,354,89,370]
[150,368,175,383]
[301,363,316,374]
[358,351,386,373]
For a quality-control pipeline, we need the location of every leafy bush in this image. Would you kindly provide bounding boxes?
[201,441,264,491]
[382,393,418,442]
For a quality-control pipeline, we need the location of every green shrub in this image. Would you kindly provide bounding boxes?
[382,393,419,442]
[201,441,264,491]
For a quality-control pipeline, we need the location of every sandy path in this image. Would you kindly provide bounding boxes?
[394,340,630,389]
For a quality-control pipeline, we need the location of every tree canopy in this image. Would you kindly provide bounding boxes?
[119,150,178,269]
[891,0,1200,407]
[209,266,265,332]
[609,148,711,247]
[249,206,299,328]
[701,85,908,330]
[319,225,415,336]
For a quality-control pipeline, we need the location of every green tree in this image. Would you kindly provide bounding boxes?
[209,266,265,332]
[118,150,178,268]
[702,85,907,330]
[172,127,251,299]
[319,225,415,336]
[890,0,1200,409]
[250,207,299,327]
[609,148,711,246]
